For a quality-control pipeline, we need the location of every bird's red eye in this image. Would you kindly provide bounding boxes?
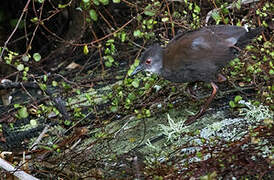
[145,58,152,65]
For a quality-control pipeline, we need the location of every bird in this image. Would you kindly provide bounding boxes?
[130,25,263,125]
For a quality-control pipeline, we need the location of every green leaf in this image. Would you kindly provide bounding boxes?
[145,109,151,117]
[144,5,156,16]
[110,106,118,112]
[269,69,274,75]
[132,79,139,88]
[234,95,242,103]
[22,54,29,62]
[33,52,41,62]
[89,9,98,21]
[194,4,200,13]
[128,93,136,100]
[58,4,69,9]
[93,0,100,5]
[137,14,142,21]
[14,104,21,108]
[39,83,47,91]
[64,120,71,126]
[144,10,155,17]
[18,106,29,119]
[24,66,29,72]
[113,0,120,3]
[133,30,142,37]
[211,11,221,24]
[43,75,47,82]
[17,64,24,71]
[236,0,241,10]
[161,17,169,22]
[105,61,112,67]
[83,44,89,54]
[52,81,58,87]
[121,32,126,42]
[76,89,81,95]
[196,151,203,158]
[99,0,109,5]
[134,59,140,66]
[229,101,236,108]
[30,119,38,127]
[106,39,115,44]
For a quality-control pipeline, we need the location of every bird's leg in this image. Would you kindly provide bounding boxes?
[231,45,242,52]
[217,73,227,83]
[186,82,198,100]
[185,82,218,125]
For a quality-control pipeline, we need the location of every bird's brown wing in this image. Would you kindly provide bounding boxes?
[205,25,247,42]
[163,28,235,72]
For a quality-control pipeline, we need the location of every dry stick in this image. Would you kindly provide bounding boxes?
[210,0,226,23]
[97,10,114,30]
[103,7,118,27]
[164,0,175,37]
[54,74,78,87]
[63,111,93,136]
[0,0,31,61]
[20,82,38,107]
[72,16,136,47]
[25,1,45,55]
[90,26,105,74]
[257,16,267,42]
[0,158,39,180]
[121,0,136,7]
[29,125,50,151]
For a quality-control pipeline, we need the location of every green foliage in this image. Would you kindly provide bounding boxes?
[211,2,230,24]
[99,0,109,6]
[113,0,120,3]
[103,39,117,67]
[183,1,201,28]
[229,95,244,109]
[33,52,41,62]
[61,82,72,91]
[64,120,71,126]
[30,17,38,23]
[114,31,127,42]
[83,44,89,54]
[89,9,98,21]
[127,59,140,76]
[144,2,161,17]
[16,64,24,71]
[16,106,29,119]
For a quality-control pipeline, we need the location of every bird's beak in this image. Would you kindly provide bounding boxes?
[130,64,144,76]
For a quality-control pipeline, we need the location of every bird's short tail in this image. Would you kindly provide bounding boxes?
[236,27,264,49]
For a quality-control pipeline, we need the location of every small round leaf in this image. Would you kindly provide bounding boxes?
[33,53,41,62]
[89,9,98,21]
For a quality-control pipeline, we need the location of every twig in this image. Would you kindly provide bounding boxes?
[0,158,39,180]
[72,16,136,47]
[25,0,45,54]
[29,125,50,151]
[0,0,31,61]
[164,0,175,37]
